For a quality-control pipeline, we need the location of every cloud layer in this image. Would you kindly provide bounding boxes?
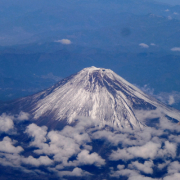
[0,112,180,179]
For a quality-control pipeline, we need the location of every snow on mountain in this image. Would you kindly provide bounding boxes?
[3,66,180,130]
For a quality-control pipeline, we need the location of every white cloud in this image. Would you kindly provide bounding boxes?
[46,130,81,163]
[25,123,48,148]
[158,161,170,170]
[22,156,53,167]
[82,144,92,151]
[23,126,43,147]
[150,43,156,46]
[134,108,164,124]
[129,175,160,180]
[159,117,180,132]
[0,138,53,169]
[109,148,134,161]
[57,167,91,177]
[168,95,175,105]
[117,164,125,170]
[16,111,30,121]
[0,112,30,133]
[171,47,180,51]
[25,120,98,169]
[60,125,91,145]
[140,84,154,95]
[0,113,14,132]
[141,85,180,106]
[139,43,149,48]
[75,149,105,167]
[92,130,128,146]
[168,16,172,20]
[2,113,180,178]
[165,141,177,157]
[167,161,180,175]
[128,161,154,174]
[41,73,62,82]
[0,153,22,167]
[111,163,157,179]
[92,127,163,148]
[128,141,161,159]
[0,136,23,154]
[165,9,170,12]
[54,39,72,45]
[110,168,139,178]
[160,92,180,105]
[151,141,177,159]
[163,173,180,180]
[169,134,180,143]
[109,141,161,161]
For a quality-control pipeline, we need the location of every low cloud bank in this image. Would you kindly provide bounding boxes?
[0,113,180,179]
[24,118,105,177]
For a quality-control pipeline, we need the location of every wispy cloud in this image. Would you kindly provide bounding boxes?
[139,43,149,48]
[171,47,180,51]
[150,43,156,46]
[54,39,72,45]
[15,111,30,121]
[41,73,62,82]
[140,84,180,106]
[168,16,172,20]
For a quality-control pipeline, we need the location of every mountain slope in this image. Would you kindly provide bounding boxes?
[1,66,180,130]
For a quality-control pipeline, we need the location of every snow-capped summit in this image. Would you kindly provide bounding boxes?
[2,66,180,130]
[32,66,145,129]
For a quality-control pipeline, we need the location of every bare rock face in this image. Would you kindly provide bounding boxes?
[3,66,180,130]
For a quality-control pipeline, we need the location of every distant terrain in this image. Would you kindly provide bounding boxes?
[0,0,180,110]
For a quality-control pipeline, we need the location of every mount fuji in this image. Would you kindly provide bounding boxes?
[1,67,180,180]
[1,66,180,130]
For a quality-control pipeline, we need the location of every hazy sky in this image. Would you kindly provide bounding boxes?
[156,0,180,5]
